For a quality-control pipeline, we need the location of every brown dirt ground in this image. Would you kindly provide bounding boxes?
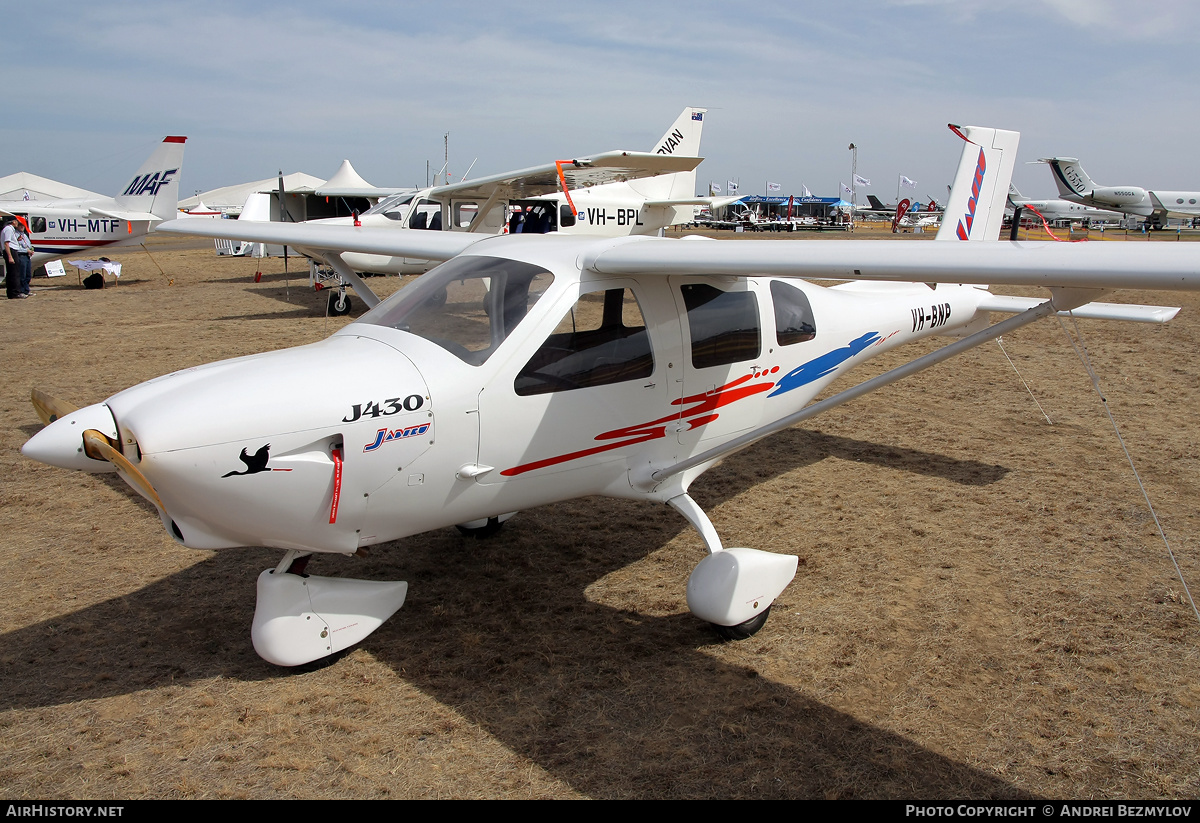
[1,226,1198,799]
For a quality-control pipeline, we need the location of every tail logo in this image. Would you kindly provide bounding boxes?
[123,168,178,197]
[1053,162,1089,195]
[656,128,685,155]
[955,149,987,240]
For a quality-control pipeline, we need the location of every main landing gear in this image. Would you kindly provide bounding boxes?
[668,494,798,640]
[455,511,517,539]
[328,288,352,316]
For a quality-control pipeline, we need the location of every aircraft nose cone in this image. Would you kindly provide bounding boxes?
[21,402,118,472]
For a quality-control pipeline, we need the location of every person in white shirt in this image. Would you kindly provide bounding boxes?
[3,216,33,298]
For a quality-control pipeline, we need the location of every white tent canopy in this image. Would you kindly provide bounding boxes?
[179,173,325,214]
[0,172,103,202]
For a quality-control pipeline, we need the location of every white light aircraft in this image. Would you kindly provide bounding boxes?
[291,108,726,314]
[0,137,186,266]
[1040,156,1200,229]
[23,124,1200,668]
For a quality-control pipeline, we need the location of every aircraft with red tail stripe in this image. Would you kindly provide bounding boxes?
[0,136,186,267]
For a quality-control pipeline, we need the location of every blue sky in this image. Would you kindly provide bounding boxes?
[7,1,1199,202]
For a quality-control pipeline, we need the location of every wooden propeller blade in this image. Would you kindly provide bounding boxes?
[82,429,167,512]
[31,389,78,425]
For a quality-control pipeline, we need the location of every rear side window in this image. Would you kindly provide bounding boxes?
[771,280,817,345]
[681,283,760,369]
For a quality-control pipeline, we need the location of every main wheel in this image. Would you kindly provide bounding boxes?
[711,605,771,641]
[329,291,352,316]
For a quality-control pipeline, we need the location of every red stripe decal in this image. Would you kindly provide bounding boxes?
[329,448,343,524]
[164,136,187,143]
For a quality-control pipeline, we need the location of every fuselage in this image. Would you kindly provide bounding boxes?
[24,235,991,555]
[6,200,158,266]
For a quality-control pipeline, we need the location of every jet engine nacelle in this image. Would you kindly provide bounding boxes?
[1090,187,1148,207]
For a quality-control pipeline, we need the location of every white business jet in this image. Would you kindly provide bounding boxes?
[0,137,186,266]
[23,123,1197,668]
[1040,156,1200,229]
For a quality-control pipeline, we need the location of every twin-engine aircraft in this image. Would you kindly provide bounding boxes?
[282,108,733,314]
[1041,156,1200,229]
[0,137,186,266]
[23,123,1200,668]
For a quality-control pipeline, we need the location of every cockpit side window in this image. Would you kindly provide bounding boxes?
[770,280,817,345]
[680,282,761,369]
[515,287,653,396]
[356,256,554,366]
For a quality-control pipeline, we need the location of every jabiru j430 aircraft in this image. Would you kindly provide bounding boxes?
[22,124,1200,667]
[0,136,186,266]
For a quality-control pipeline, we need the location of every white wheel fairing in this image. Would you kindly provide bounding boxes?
[686,548,798,627]
[251,569,408,667]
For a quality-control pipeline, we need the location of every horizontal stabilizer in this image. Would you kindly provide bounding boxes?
[88,206,160,223]
[977,294,1180,323]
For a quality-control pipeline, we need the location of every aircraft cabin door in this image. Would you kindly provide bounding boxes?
[668,276,770,448]
[476,280,671,491]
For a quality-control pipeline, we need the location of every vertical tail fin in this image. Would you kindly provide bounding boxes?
[1039,157,1096,199]
[114,136,187,221]
[935,124,1019,242]
[630,107,707,202]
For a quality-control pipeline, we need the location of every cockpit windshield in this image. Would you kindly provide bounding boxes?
[355,256,554,366]
[362,194,415,220]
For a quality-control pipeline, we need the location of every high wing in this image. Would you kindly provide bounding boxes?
[580,236,1200,292]
[161,217,485,263]
[424,151,701,201]
[644,195,743,209]
[161,218,1200,295]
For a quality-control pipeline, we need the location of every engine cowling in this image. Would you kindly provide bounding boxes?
[1090,186,1148,207]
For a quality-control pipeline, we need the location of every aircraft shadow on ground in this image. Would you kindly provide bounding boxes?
[0,429,1022,798]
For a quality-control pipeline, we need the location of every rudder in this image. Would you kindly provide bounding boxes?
[935,124,1019,242]
[114,136,187,221]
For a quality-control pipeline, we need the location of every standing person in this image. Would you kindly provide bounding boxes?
[4,216,34,298]
[3,217,23,299]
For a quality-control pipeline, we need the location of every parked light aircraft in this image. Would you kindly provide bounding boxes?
[289,108,728,314]
[23,124,1199,668]
[1007,184,1122,225]
[862,194,942,220]
[1041,157,1200,229]
[0,137,185,266]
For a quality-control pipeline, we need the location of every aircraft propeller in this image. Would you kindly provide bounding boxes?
[80,428,166,512]
[30,388,77,425]
[28,389,166,513]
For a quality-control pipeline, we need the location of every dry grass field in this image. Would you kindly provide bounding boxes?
[1,227,1198,799]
